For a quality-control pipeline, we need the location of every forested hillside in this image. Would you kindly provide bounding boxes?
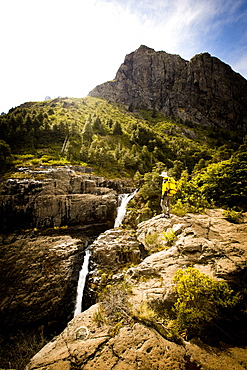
[0,95,246,218]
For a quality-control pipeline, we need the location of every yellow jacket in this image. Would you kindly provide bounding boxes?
[162,177,177,196]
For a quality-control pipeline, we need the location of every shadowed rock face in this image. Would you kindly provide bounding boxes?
[0,167,134,326]
[0,233,89,334]
[0,166,135,367]
[89,45,247,131]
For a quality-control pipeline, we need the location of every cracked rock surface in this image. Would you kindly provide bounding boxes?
[26,304,247,370]
[26,209,247,369]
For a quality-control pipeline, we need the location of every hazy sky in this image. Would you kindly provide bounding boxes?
[1,0,247,113]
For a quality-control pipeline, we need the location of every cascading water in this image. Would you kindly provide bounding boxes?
[73,247,91,317]
[73,189,137,316]
[114,190,137,228]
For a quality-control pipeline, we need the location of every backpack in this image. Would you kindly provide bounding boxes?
[162,177,177,196]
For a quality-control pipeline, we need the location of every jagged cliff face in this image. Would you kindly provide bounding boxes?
[89,45,247,130]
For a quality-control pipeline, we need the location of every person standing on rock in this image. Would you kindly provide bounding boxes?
[160,171,177,218]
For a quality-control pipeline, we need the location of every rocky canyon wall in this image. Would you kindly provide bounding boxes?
[0,166,135,368]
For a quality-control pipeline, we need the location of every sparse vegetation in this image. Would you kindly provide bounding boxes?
[97,282,133,336]
[144,231,161,250]
[131,267,241,344]
[92,307,106,327]
[0,329,48,370]
[222,209,244,223]
[162,229,176,246]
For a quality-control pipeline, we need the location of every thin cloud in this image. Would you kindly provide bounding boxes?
[0,0,246,112]
[102,0,247,62]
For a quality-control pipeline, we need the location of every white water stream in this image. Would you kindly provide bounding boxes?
[73,247,91,317]
[114,190,137,228]
[73,190,136,317]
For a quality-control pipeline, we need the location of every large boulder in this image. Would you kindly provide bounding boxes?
[24,209,247,369]
[90,228,142,271]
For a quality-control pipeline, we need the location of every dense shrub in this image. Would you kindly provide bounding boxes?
[172,268,240,339]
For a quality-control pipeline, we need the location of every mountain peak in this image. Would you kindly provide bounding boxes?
[89,47,247,131]
[135,45,155,53]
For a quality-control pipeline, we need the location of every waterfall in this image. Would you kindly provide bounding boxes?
[74,247,91,317]
[114,190,137,228]
[73,189,137,316]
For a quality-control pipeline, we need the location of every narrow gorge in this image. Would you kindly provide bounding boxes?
[73,190,136,317]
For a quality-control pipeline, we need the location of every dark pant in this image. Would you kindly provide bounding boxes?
[160,196,172,216]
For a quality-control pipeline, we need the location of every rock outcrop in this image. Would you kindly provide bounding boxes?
[128,209,247,308]
[25,209,247,369]
[90,228,143,271]
[26,304,247,370]
[0,166,134,231]
[84,209,247,314]
[89,45,247,131]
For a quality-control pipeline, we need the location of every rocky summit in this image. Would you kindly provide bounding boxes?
[89,45,247,131]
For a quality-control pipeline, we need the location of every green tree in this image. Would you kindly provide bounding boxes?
[0,140,11,171]
[107,118,113,128]
[169,160,184,180]
[140,145,152,172]
[137,163,164,210]
[173,170,209,214]
[112,121,123,135]
[24,113,33,130]
[82,115,93,146]
[192,143,247,210]
[80,145,89,162]
[212,145,234,163]
[122,149,138,170]
[92,116,106,135]
[193,158,206,173]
